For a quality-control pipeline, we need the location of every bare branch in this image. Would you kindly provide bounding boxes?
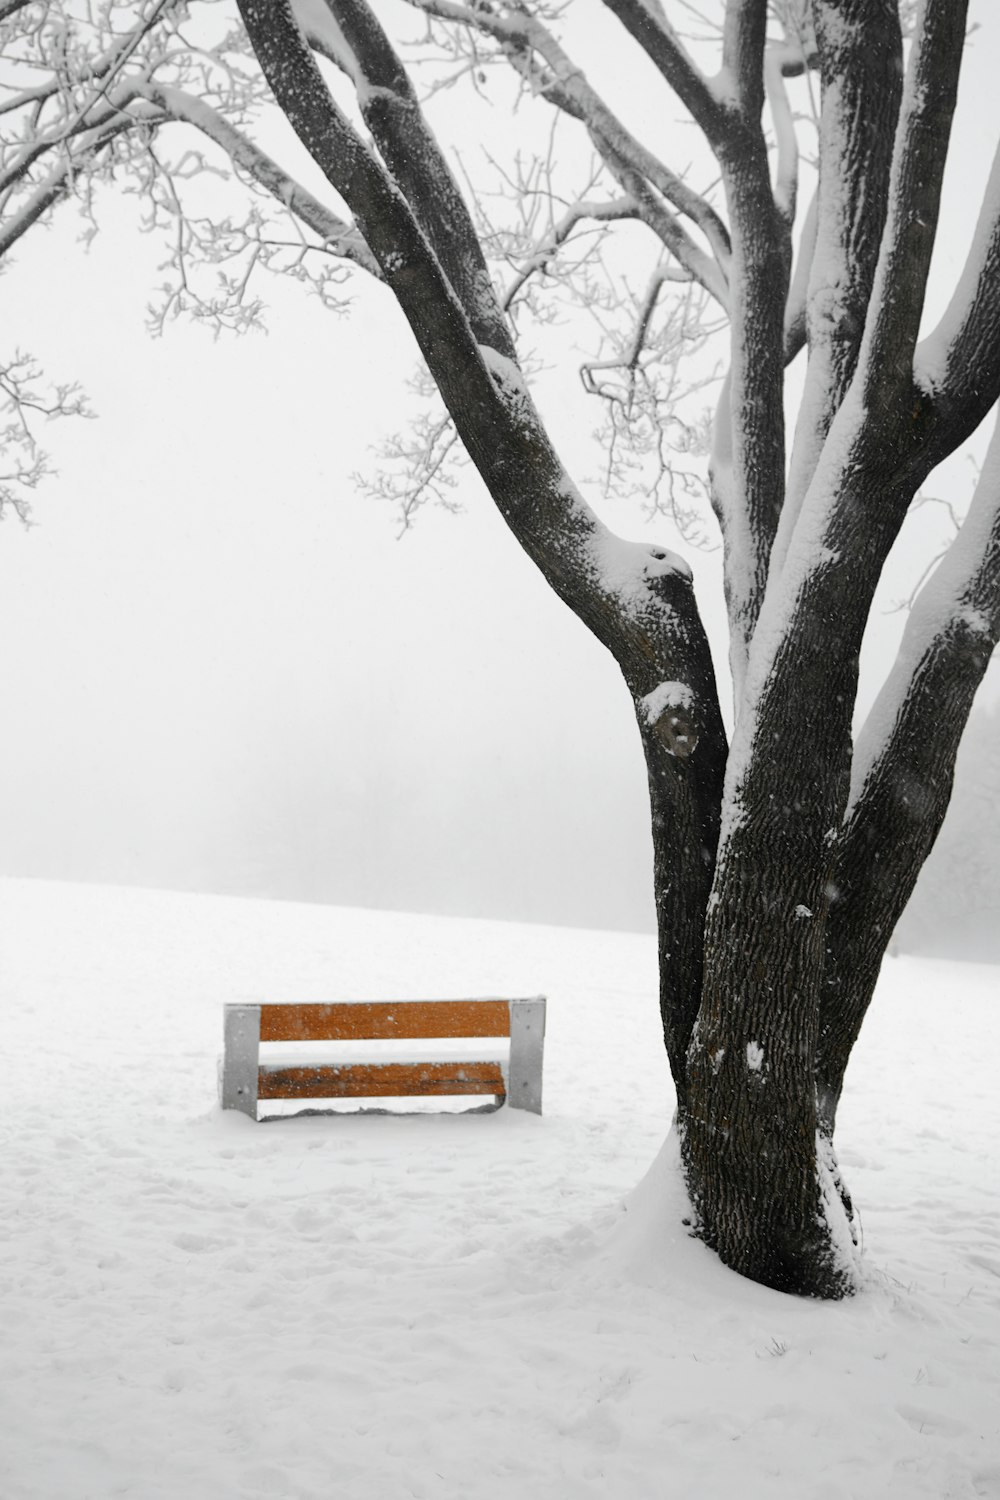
[721,0,768,121]
[0,112,144,260]
[775,0,903,568]
[582,274,720,540]
[234,0,611,575]
[356,402,466,535]
[501,195,640,312]
[0,350,93,523]
[857,0,968,416]
[0,0,175,204]
[598,139,729,308]
[234,0,727,822]
[819,409,1000,1110]
[714,167,788,689]
[325,0,515,356]
[916,138,1000,465]
[782,185,816,363]
[851,425,1000,819]
[598,0,730,148]
[767,0,819,77]
[763,42,796,224]
[132,80,382,278]
[404,0,733,289]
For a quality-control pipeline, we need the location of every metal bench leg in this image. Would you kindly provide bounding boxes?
[220,1003,261,1118]
[508,997,545,1114]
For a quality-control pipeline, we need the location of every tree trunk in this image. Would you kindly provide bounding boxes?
[642,694,859,1298]
[680,888,858,1299]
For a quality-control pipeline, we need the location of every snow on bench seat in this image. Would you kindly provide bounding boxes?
[219,997,546,1119]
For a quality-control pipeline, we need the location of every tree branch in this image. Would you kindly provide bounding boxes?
[782,185,816,364]
[598,0,730,149]
[763,44,797,225]
[722,0,768,121]
[404,0,733,289]
[0,112,145,261]
[915,138,1000,465]
[0,0,177,204]
[715,147,789,689]
[856,0,968,417]
[0,0,38,22]
[235,0,729,1078]
[501,195,641,312]
[775,0,903,571]
[132,80,382,279]
[321,0,515,356]
[819,409,1000,1125]
[234,1,685,635]
[597,140,729,308]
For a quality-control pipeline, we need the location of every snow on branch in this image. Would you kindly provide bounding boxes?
[763,41,797,224]
[0,113,144,261]
[720,0,768,120]
[596,139,729,309]
[323,0,515,359]
[457,134,723,529]
[782,187,816,363]
[0,351,92,522]
[581,274,720,540]
[598,0,729,147]
[237,0,708,665]
[134,80,381,280]
[855,0,968,412]
[850,411,1000,817]
[403,0,732,293]
[767,0,819,78]
[0,0,383,330]
[914,138,1000,456]
[500,195,642,313]
[356,399,466,536]
[821,413,1000,1062]
[775,1,903,570]
[291,0,363,84]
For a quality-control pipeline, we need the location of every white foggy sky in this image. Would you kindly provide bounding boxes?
[1,5,999,932]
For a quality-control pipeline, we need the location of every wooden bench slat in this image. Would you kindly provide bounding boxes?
[259,1000,512,1043]
[257,1061,506,1099]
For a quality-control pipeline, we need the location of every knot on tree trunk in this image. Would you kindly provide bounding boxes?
[640,680,699,759]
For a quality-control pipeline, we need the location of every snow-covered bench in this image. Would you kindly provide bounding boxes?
[219,997,546,1120]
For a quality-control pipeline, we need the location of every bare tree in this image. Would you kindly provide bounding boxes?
[5,0,1000,1298]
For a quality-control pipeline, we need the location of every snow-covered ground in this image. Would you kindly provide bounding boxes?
[2,878,998,1500]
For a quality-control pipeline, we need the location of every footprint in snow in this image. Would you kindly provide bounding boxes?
[173,1231,221,1254]
[895,1404,968,1438]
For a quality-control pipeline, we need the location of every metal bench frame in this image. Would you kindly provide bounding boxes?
[219,996,546,1119]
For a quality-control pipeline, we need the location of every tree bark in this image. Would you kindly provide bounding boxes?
[640,690,727,1099]
[681,441,921,1296]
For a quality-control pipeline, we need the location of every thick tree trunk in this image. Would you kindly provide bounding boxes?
[668,625,862,1292]
[680,900,858,1299]
[643,692,859,1298]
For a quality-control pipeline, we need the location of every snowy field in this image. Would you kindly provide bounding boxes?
[2,877,999,1500]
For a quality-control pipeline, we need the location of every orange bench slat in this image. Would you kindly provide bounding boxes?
[258,1000,511,1042]
[257,1060,506,1099]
